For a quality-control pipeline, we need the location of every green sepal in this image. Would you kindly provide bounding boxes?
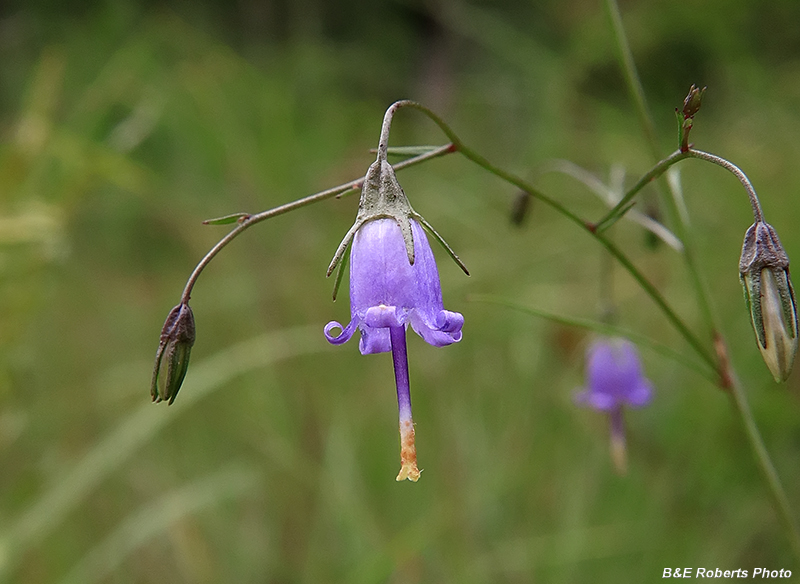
[775,269,798,340]
[741,272,766,348]
[161,341,192,405]
[383,145,442,158]
[332,240,351,301]
[414,213,469,276]
[675,108,684,150]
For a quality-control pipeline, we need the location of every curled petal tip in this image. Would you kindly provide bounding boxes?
[435,310,464,334]
[324,319,357,345]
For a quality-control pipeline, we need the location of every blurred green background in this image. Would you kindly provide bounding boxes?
[2,0,800,582]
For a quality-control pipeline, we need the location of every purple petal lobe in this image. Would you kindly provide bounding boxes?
[324,319,358,345]
[364,305,406,328]
[625,380,654,408]
[575,388,616,411]
[359,327,391,355]
[435,310,464,333]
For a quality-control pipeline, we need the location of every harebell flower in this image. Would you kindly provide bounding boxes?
[325,103,467,481]
[575,337,653,474]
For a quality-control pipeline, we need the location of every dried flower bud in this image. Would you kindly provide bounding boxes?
[682,84,706,119]
[739,222,798,382]
[151,302,196,404]
[510,191,532,226]
[677,84,706,152]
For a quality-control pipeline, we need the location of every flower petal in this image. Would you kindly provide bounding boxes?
[575,388,616,411]
[435,310,464,333]
[586,341,621,398]
[409,310,462,347]
[624,380,653,408]
[350,219,419,312]
[582,338,654,409]
[324,319,358,345]
[364,305,407,328]
[359,325,391,354]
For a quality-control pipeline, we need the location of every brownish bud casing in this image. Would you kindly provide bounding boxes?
[151,303,196,404]
[740,222,798,381]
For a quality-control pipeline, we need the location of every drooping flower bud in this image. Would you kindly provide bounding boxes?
[510,191,532,226]
[151,302,196,404]
[739,221,798,382]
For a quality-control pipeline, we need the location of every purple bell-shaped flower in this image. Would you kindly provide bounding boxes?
[324,108,467,481]
[575,337,653,474]
[324,217,463,354]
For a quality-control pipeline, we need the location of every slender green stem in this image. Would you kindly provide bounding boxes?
[596,148,767,234]
[454,144,714,367]
[731,378,800,558]
[387,101,715,369]
[595,150,690,232]
[605,0,717,341]
[597,234,715,368]
[603,3,798,552]
[388,99,799,556]
[604,0,661,163]
[716,336,800,558]
[687,149,765,222]
[471,294,716,382]
[179,143,454,304]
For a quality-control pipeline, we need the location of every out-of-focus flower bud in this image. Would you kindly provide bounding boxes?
[151,302,196,404]
[682,84,706,119]
[510,191,532,226]
[677,84,707,152]
[739,221,798,382]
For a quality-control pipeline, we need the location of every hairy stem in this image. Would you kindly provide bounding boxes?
[687,149,765,222]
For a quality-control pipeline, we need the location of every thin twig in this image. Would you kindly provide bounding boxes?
[179,143,454,303]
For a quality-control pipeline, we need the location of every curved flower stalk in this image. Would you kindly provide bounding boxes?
[575,337,653,475]
[325,103,467,481]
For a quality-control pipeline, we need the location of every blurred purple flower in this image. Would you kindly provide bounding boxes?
[575,338,653,474]
[325,216,463,481]
[575,338,653,411]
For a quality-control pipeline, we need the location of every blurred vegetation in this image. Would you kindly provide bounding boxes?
[1,0,800,582]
